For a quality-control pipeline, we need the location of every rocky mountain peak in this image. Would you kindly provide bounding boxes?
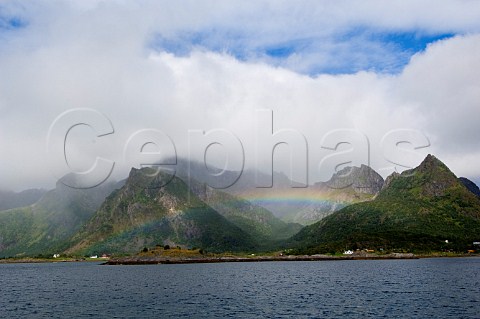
[416,154,450,174]
[381,154,460,198]
[381,172,400,190]
[325,164,384,195]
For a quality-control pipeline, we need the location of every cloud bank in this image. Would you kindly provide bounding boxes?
[0,1,479,190]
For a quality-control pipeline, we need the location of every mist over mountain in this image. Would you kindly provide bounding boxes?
[0,176,122,257]
[171,158,384,225]
[281,164,384,224]
[0,189,47,211]
[186,177,302,243]
[0,155,308,256]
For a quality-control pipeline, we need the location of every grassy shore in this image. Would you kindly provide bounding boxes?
[103,247,418,265]
[1,247,478,264]
[0,256,109,264]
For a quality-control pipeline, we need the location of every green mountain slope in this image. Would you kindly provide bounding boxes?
[188,180,303,243]
[65,168,256,255]
[0,178,121,257]
[291,155,480,253]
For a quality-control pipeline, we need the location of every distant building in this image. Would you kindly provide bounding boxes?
[343,250,353,255]
[53,254,60,258]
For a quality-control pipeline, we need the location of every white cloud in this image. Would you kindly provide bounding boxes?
[0,1,479,190]
[394,34,480,178]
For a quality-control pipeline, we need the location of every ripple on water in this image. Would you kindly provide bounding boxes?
[0,258,479,318]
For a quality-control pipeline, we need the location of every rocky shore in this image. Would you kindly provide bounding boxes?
[103,253,418,265]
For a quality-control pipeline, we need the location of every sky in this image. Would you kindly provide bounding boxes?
[0,0,480,191]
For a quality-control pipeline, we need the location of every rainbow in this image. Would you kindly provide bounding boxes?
[231,187,348,209]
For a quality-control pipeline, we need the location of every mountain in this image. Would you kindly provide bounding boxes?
[65,168,257,255]
[173,158,384,225]
[172,159,301,220]
[227,165,383,225]
[459,177,480,198]
[1,163,294,257]
[0,177,122,257]
[292,155,480,253]
[284,165,384,224]
[323,164,384,194]
[0,188,47,211]
[187,179,303,243]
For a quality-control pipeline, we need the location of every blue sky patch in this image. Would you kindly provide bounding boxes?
[151,29,251,60]
[0,16,27,30]
[150,28,456,76]
[380,32,455,53]
[265,45,296,58]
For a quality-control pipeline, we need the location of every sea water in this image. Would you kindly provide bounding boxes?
[1,257,479,318]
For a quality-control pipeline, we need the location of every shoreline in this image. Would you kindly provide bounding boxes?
[0,258,106,264]
[104,253,420,265]
[2,253,478,265]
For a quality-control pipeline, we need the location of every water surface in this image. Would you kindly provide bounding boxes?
[1,258,479,318]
